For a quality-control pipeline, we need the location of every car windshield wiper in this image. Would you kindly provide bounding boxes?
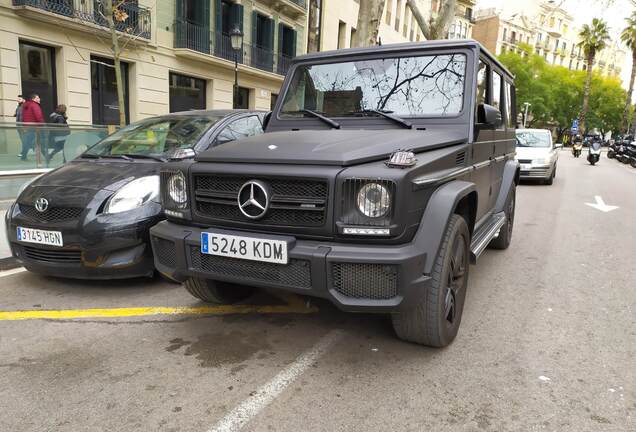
[101,154,134,161]
[119,153,167,162]
[349,109,414,129]
[80,153,100,159]
[300,109,341,129]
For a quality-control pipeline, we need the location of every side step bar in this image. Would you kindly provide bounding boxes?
[469,212,506,263]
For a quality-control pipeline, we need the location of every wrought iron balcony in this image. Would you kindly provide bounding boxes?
[12,0,151,39]
[174,21,293,76]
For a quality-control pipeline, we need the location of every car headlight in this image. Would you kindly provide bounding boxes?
[104,175,159,214]
[166,171,188,209]
[357,182,391,218]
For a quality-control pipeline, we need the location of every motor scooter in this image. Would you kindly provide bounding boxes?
[572,142,583,158]
[626,141,636,168]
[587,141,602,165]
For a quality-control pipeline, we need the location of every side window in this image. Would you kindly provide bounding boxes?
[492,71,502,112]
[215,116,263,144]
[476,61,488,106]
[504,81,513,128]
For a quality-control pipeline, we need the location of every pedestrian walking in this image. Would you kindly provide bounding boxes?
[46,104,70,163]
[14,94,24,122]
[20,93,45,161]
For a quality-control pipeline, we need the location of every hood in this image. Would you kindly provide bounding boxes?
[31,160,160,192]
[515,146,552,160]
[196,129,468,166]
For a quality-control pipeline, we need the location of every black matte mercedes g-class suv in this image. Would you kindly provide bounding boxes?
[150,40,519,347]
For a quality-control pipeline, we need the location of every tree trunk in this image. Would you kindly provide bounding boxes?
[580,52,595,134]
[104,0,126,127]
[354,0,385,47]
[621,51,636,133]
[407,0,456,40]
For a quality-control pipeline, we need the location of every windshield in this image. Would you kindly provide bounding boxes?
[84,116,222,157]
[280,53,467,118]
[516,131,551,148]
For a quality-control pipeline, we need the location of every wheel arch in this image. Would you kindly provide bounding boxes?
[414,180,477,275]
[494,159,520,213]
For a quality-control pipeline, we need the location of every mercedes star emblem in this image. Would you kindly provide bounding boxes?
[237,180,270,220]
[34,197,49,213]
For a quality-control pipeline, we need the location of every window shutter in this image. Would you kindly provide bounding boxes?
[176,0,184,21]
[252,11,258,46]
[267,17,275,51]
[277,23,284,55]
[291,28,297,57]
[231,3,244,32]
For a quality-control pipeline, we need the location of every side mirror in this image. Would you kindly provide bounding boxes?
[262,112,272,130]
[477,103,503,128]
[555,143,563,149]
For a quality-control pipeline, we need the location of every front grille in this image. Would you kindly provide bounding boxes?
[153,237,177,268]
[193,175,328,227]
[332,263,398,300]
[517,159,532,164]
[189,246,311,288]
[520,168,550,178]
[21,245,81,264]
[19,204,83,222]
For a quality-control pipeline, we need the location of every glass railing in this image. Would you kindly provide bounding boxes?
[0,122,115,173]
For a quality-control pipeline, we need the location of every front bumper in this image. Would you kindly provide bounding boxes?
[519,163,554,179]
[5,203,161,280]
[150,221,431,313]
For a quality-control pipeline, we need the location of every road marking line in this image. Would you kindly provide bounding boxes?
[0,296,318,321]
[208,329,344,432]
[0,267,26,278]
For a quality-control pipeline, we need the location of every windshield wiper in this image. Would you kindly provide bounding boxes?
[80,153,100,159]
[300,109,341,129]
[119,153,167,162]
[350,109,413,129]
[101,154,134,161]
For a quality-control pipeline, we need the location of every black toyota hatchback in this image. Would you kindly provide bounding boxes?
[5,110,265,279]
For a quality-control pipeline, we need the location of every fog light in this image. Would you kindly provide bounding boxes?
[343,227,390,235]
[165,209,185,218]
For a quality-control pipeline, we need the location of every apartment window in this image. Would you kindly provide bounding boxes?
[386,0,393,25]
[169,72,206,113]
[176,0,211,52]
[511,31,516,43]
[466,7,473,20]
[19,41,57,119]
[350,27,357,47]
[526,35,530,43]
[337,21,346,49]
[562,42,566,51]
[549,16,555,27]
[252,12,275,71]
[270,93,278,111]
[235,86,250,109]
[91,55,129,125]
[537,33,542,42]
[502,28,507,41]
[307,0,322,52]
[395,0,401,32]
[569,59,573,69]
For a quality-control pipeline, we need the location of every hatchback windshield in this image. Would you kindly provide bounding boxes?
[84,115,222,157]
[280,53,467,118]
[516,130,551,148]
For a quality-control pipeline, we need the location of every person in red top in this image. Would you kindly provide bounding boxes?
[20,93,45,160]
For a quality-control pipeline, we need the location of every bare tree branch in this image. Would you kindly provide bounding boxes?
[407,0,457,40]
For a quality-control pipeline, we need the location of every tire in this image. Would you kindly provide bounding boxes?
[392,215,470,347]
[184,277,254,304]
[489,185,516,250]
[608,151,615,159]
[544,166,555,185]
[631,159,636,169]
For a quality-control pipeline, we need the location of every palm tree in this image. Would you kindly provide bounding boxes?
[621,12,636,134]
[577,18,611,133]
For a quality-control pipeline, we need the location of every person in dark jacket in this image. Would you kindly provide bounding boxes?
[14,95,24,122]
[46,105,70,163]
[20,93,45,161]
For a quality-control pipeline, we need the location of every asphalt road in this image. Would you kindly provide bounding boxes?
[1,153,634,432]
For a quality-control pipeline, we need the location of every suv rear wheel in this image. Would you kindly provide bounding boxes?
[184,277,254,304]
[392,215,470,347]
[489,186,515,250]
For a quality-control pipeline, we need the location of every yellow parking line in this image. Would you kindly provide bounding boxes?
[0,294,318,321]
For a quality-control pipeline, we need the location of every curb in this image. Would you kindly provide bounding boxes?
[0,256,21,271]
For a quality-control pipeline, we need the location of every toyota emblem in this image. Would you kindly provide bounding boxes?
[34,197,49,213]
[237,180,270,220]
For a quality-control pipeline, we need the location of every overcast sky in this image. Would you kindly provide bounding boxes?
[476,0,634,90]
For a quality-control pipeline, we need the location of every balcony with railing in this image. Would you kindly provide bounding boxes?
[174,21,293,76]
[257,0,306,19]
[12,0,151,39]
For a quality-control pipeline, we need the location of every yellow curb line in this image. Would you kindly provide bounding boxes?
[0,294,318,321]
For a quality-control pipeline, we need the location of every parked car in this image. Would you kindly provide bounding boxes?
[515,129,560,185]
[5,110,266,279]
[150,40,519,347]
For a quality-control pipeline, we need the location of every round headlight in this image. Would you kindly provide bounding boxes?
[356,182,391,218]
[167,172,187,208]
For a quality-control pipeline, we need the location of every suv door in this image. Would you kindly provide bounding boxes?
[472,59,495,223]
[490,69,512,209]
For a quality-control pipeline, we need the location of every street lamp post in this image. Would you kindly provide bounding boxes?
[230,27,243,109]
[523,102,532,128]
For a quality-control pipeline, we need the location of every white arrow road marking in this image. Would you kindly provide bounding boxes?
[585,196,619,213]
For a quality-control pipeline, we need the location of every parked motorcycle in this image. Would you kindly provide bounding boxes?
[626,142,636,168]
[587,140,602,165]
[617,135,633,163]
[607,139,618,159]
[572,142,583,158]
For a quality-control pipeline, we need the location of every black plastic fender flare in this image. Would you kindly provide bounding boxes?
[413,180,476,275]
[493,159,520,213]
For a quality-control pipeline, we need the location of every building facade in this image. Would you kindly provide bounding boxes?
[473,1,625,80]
[0,0,307,125]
